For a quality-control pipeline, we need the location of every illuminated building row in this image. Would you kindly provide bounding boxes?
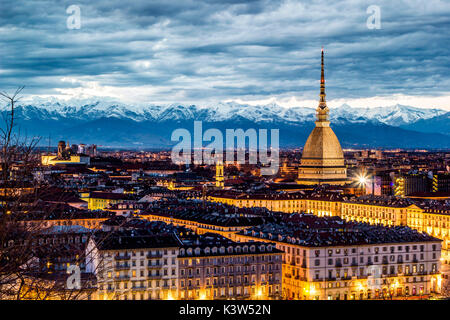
[236,227,441,300]
[207,192,450,263]
[85,231,282,300]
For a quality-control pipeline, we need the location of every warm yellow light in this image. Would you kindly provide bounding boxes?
[166,292,175,300]
[355,172,370,187]
[257,289,263,297]
[199,292,206,300]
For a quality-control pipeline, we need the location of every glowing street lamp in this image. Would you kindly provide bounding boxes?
[355,173,368,195]
[358,176,367,185]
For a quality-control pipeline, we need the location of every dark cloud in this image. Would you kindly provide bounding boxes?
[0,0,449,104]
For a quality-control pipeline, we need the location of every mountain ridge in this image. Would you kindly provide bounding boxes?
[2,99,449,148]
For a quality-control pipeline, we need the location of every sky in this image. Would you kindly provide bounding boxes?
[0,0,450,109]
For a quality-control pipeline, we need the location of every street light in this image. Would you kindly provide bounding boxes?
[355,172,369,195]
[358,176,367,185]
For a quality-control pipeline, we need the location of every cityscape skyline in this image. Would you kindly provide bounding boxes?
[1,0,450,307]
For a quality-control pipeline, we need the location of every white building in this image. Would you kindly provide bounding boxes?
[86,231,179,300]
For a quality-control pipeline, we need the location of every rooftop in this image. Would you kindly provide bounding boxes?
[141,198,275,227]
[239,213,440,247]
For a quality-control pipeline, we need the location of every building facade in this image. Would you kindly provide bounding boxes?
[177,238,282,300]
[235,218,442,300]
[86,232,179,300]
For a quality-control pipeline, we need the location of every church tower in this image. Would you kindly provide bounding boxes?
[296,49,348,185]
[215,160,224,189]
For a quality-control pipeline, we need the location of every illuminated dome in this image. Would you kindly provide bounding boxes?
[302,126,344,160]
[297,49,348,186]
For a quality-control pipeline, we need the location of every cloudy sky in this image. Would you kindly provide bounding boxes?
[1,0,450,109]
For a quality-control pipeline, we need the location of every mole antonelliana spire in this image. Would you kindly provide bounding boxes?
[296,48,348,185]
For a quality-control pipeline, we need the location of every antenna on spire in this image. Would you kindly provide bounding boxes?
[316,47,329,121]
[320,48,326,100]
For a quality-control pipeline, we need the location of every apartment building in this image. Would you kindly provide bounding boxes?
[408,204,450,263]
[235,213,442,300]
[85,224,283,300]
[177,233,282,300]
[86,231,179,300]
[208,190,450,266]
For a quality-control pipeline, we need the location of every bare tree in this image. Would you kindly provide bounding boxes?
[0,87,95,300]
[0,89,149,300]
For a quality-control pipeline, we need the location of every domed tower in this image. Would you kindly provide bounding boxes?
[296,49,348,185]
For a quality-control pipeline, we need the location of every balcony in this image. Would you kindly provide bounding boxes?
[131,286,147,291]
[313,278,323,282]
[147,253,163,259]
[269,279,281,285]
[148,264,162,269]
[115,264,130,270]
[115,254,131,261]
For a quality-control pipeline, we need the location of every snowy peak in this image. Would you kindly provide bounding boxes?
[330,104,447,126]
[3,98,448,127]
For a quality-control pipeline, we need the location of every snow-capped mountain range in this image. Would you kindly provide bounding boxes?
[4,98,447,126]
[1,98,449,148]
